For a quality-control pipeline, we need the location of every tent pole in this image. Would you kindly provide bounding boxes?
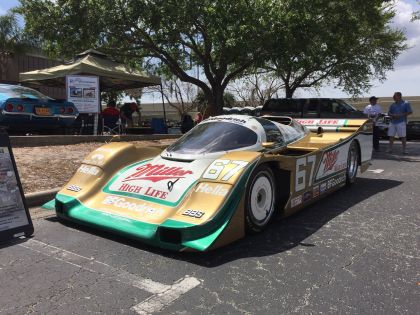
[160,84,167,133]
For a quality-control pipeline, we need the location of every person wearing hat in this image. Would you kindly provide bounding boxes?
[387,92,412,154]
[363,96,382,151]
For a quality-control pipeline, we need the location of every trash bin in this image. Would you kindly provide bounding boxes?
[151,118,167,134]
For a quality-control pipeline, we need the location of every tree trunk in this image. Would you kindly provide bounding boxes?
[285,84,295,98]
[203,85,224,118]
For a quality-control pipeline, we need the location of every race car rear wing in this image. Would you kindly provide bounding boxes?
[295,118,368,132]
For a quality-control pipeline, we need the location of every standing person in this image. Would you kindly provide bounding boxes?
[363,96,382,151]
[180,114,194,134]
[120,102,140,127]
[387,92,412,154]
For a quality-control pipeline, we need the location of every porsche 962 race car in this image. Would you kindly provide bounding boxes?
[53,115,372,251]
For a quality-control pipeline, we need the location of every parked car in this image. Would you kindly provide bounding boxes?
[407,121,420,140]
[261,98,366,119]
[52,115,372,251]
[0,84,78,134]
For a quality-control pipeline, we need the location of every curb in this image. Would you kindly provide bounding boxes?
[25,188,59,207]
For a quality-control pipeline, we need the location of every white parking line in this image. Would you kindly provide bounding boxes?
[19,239,201,313]
[132,276,201,314]
[367,168,384,174]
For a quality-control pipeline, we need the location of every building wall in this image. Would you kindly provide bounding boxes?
[0,53,66,99]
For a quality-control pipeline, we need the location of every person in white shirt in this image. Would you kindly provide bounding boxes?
[363,96,382,151]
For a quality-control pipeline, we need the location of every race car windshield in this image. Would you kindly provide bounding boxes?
[0,85,51,101]
[166,122,258,154]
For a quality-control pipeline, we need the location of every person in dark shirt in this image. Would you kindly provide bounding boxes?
[120,102,140,127]
[180,114,194,133]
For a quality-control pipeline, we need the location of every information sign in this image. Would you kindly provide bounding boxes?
[0,129,34,242]
[66,75,100,113]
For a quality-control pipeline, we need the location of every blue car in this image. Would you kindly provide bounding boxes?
[0,84,78,133]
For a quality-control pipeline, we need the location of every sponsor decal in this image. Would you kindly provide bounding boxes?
[195,183,229,197]
[334,162,347,172]
[296,119,345,126]
[77,165,100,176]
[303,191,312,202]
[122,163,193,183]
[102,195,164,216]
[323,150,339,174]
[320,182,327,194]
[67,184,82,192]
[291,195,302,207]
[117,183,169,199]
[206,116,247,124]
[313,185,320,198]
[182,209,205,218]
[106,159,199,206]
[326,174,346,190]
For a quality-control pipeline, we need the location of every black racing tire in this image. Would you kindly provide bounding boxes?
[346,141,359,185]
[245,165,277,233]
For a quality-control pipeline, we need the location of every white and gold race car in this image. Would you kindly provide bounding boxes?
[52,115,372,251]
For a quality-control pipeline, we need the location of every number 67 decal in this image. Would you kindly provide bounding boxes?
[295,155,316,192]
[203,159,248,181]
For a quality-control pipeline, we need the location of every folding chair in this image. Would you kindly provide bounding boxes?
[102,115,122,135]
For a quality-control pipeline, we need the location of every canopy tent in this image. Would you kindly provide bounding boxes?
[19,49,161,91]
[18,50,167,134]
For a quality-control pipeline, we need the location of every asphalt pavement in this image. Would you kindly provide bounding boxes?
[0,141,419,314]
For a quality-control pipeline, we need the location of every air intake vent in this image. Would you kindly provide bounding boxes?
[159,227,182,244]
[55,201,64,214]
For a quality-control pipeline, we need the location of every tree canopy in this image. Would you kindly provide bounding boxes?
[0,11,29,79]
[18,0,277,116]
[263,0,406,97]
[18,0,406,112]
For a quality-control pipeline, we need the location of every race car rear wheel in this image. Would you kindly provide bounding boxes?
[245,165,277,233]
[346,141,359,185]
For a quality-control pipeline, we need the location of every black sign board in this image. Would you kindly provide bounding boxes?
[0,129,34,242]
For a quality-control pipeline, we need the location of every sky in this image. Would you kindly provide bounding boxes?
[1,0,419,100]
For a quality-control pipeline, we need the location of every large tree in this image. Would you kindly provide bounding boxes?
[0,11,28,80]
[264,0,406,97]
[18,0,277,116]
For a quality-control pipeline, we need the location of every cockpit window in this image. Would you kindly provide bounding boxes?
[166,122,258,154]
[255,117,307,145]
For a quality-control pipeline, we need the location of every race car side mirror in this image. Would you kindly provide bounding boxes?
[317,126,324,135]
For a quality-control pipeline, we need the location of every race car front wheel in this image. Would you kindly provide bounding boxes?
[346,141,359,185]
[245,165,277,233]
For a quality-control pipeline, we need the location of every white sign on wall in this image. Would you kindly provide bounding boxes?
[66,75,100,113]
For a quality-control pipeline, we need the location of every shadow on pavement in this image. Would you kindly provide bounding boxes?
[372,142,420,162]
[179,177,402,266]
[0,235,33,250]
[45,178,402,265]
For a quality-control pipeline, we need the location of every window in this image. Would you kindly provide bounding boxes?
[0,85,50,100]
[166,122,258,154]
[256,117,307,145]
[263,99,303,113]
